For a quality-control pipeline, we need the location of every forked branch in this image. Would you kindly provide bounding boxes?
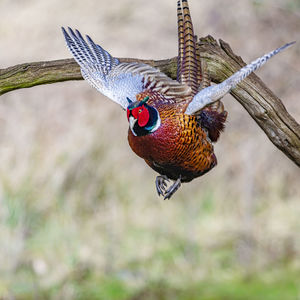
[0,36,299,166]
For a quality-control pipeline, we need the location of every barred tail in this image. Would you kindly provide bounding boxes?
[177,0,199,95]
[177,0,225,120]
[177,1,184,81]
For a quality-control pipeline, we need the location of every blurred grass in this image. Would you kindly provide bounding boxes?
[3,264,300,299]
[0,0,300,299]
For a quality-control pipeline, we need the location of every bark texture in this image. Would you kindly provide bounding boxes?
[0,36,299,166]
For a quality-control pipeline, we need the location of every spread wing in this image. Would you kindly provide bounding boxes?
[62,27,191,109]
[185,41,295,115]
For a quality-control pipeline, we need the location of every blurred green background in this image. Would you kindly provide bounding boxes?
[0,0,299,299]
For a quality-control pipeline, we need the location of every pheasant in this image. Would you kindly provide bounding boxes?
[62,0,294,199]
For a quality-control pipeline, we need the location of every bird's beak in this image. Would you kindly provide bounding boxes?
[129,116,137,136]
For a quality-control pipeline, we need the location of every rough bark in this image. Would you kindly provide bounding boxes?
[0,36,299,166]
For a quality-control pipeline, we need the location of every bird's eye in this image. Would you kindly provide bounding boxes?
[138,109,142,114]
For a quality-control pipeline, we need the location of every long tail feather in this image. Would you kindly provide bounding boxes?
[177,0,199,95]
[177,1,184,81]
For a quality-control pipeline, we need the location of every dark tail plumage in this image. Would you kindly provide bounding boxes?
[197,109,227,142]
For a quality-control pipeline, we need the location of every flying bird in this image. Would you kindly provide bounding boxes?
[62,0,294,199]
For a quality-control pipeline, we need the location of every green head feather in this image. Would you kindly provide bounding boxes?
[127,96,150,110]
[141,96,149,104]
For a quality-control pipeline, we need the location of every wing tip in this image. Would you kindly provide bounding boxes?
[61,26,70,39]
[281,41,296,51]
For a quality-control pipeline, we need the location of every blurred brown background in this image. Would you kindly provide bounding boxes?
[0,0,299,299]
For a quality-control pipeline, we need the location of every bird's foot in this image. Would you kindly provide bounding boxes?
[155,175,170,196]
[155,175,182,200]
[163,177,181,200]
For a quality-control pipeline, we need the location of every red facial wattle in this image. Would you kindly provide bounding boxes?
[126,108,130,120]
[129,105,150,127]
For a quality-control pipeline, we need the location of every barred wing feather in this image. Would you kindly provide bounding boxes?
[62,27,191,109]
[185,41,295,115]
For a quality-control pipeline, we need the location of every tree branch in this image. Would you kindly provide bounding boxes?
[0,36,299,166]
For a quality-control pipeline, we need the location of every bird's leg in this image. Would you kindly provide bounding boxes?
[155,175,169,196]
[156,175,182,200]
[163,176,182,200]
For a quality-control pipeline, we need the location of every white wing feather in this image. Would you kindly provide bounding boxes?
[62,27,191,109]
[185,41,295,115]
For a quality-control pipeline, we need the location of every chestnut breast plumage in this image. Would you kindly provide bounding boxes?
[127,92,217,182]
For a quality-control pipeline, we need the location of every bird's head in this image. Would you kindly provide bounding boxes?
[126,96,161,136]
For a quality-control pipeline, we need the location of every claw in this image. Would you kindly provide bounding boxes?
[155,175,169,196]
[163,177,181,200]
[155,175,182,200]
